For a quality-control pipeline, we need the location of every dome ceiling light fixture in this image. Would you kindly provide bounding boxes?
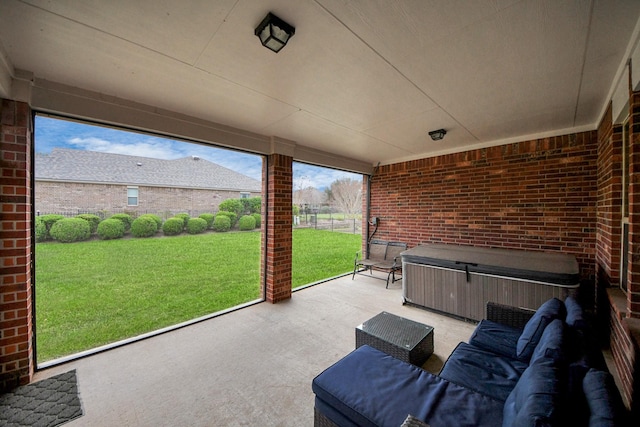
[255,12,296,53]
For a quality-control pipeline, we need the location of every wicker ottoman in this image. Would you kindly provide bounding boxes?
[355,311,434,366]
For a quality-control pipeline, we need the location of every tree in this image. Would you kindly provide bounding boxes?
[328,178,362,216]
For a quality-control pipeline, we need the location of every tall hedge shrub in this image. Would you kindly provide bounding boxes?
[50,218,91,243]
[131,216,158,237]
[218,199,243,217]
[97,218,125,240]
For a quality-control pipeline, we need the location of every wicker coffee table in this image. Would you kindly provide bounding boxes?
[356,311,434,366]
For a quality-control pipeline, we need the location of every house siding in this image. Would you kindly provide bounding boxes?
[35,181,259,217]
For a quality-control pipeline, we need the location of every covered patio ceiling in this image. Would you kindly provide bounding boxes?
[1,0,640,168]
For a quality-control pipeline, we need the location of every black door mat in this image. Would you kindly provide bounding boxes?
[0,370,83,427]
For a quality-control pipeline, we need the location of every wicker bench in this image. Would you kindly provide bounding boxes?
[352,239,407,288]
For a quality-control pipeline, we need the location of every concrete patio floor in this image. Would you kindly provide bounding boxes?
[33,274,478,426]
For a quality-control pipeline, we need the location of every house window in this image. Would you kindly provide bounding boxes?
[240,192,250,199]
[127,187,139,206]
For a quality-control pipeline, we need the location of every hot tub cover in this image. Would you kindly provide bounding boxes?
[401,244,579,287]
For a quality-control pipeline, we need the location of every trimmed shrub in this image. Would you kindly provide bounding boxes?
[174,213,190,230]
[219,199,243,217]
[97,218,125,240]
[76,214,101,234]
[50,217,91,243]
[216,211,237,227]
[131,216,158,238]
[40,214,65,239]
[110,213,133,231]
[162,217,184,236]
[249,197,262,214]
[139,213,162,229]
[187,218,207,234]
[238,215,256,231]
[35,218,47,242]
[213,215,231,232]
[251,213,261,228]
[198,213,215,229]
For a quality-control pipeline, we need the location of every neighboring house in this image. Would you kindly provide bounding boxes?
[35,148,261,216]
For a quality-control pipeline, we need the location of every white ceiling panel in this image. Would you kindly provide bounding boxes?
[19,0,237,65]
[1,0,639,167]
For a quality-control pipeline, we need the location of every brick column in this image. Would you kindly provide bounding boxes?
[263,153,292,303]
[0,99,33,391]
[630,92,640,317]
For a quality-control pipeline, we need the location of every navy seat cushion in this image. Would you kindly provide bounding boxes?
[564,296,587,329]
[529,319,565,366]
[503,358,562,427]
[516,298,566,362]
[469,319,521,359]
[312,345,504,427]
[439,342,528,402]
[583,369,627,427]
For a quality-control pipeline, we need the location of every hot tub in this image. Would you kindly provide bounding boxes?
[401,244,580,321]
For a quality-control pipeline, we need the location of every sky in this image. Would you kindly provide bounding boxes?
[34,116,362,190]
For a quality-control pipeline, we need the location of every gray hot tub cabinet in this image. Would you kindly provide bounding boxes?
[401,244,580,321]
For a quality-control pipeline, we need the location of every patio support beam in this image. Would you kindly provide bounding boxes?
[263,152,293,303]
[0,99,34,391]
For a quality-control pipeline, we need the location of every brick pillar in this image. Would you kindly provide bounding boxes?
[629,92,640,317]
[0,99,33,391]
[263,153,292,303]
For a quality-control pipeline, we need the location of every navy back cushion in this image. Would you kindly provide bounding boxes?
[516,298,566,362]
[503,357,560,427]
[529,319,564,366]
[583,369,627,427]
[564,296,586,329]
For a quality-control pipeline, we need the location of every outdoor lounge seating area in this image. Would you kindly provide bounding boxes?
[3,2,640,425]
[313,297,628,426]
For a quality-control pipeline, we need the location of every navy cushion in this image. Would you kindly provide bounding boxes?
[439,342,528,402]
[564,296,587,329]
[516,298,566,362]
[469,319,521,359]
[583,369,626,427]
[312,345,504,427]
[529,319,565,366]
[503,358,561,427]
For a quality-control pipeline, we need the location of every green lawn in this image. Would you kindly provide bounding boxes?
[35,229,360,362]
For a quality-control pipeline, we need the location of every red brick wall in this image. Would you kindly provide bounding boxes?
[630,92,640,316]
[263,153,292,303]
[34,181,258,216]
[0,99,33,391]
[369,131,598,280]
[596,103,623,290]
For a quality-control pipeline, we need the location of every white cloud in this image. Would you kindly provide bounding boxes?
[68,137,180,160]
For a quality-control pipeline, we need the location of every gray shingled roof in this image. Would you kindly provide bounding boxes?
[35,148,261,192]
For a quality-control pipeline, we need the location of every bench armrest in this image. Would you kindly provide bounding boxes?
[486,302,535,330]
